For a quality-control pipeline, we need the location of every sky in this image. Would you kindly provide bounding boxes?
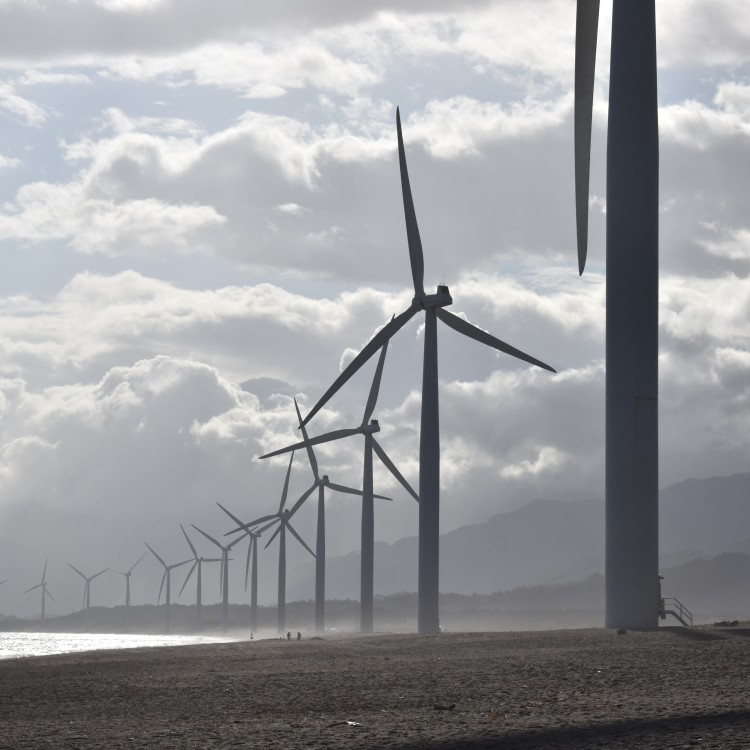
[0,0,749,616]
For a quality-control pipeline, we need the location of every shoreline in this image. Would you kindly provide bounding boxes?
[2,627,749,748]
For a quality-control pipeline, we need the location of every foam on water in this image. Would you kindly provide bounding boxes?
[0,631,242,660]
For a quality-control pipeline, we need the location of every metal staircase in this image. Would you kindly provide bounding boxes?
[660,596,693,626]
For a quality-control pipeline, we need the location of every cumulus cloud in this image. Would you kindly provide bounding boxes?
[0,1,748,618]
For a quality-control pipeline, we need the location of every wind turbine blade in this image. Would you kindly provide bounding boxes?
[178,561,197,597]
[287,483,317,518]
[173,559,193,569]
[216,503,252,538]
[90,568,108,580]
[258,517,281,535]
[278,451,295,513]
[226,513,275,535]
[68,563,85,580]
[260,427,360,460]
[46,588,55,602]
[436,308,556,373]
[180,524,199,559]
[303,305,419,426]
[285,520,316,558]
[42,558,48,583]
[294,399,319,481]
[363,337,389,425]
[326,481,365,497]
[396,107,425,298]
[157,570,167,604]
[574,0,600,275]
[24,583,42,594]
[145,543,166,569]
[191,524,223,551]
[371,437,419,502]
[129,552,147,573]
[227,533,246,551]
[264,523,283,550]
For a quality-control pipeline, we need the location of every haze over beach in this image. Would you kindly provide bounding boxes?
[0,1,749,623]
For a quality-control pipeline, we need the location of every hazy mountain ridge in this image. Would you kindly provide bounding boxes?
[5,553,747,632]
[288,472,750,601]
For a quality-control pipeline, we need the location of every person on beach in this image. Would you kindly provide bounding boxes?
[286,631,291,640]
[296,632,301,641]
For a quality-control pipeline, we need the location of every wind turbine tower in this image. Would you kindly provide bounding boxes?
[113,553,146,608]
[191,523,245,632]
[302,110,555,635]
[218,503,263,634]
[179,525,221,630]
[575,0,659,628]
[146,543,191,634]
[23,559,54,621]
[262,399,391,633]
[261,343,417,633]
[237,452,315,634]
[68,563,108,611]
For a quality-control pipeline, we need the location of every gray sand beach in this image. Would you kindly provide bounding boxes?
[1,628,749,749]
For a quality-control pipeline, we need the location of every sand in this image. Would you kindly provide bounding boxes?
[1,627,749,749]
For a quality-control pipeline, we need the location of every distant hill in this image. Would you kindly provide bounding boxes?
[287,472,750,600]
[6,552,747,634]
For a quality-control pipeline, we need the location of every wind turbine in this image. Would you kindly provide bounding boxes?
[23,559,54,621]
[261,342,418,633]
[113,553,147,607]
[261,398,391,634]
[574,0,659,628]
[67,563,109,611]
[239,452,315,634]
[217,502,263,633]
[191,523,246,632]
[145,543,191,634]
[301,109,556,635]
[179,524,222,630]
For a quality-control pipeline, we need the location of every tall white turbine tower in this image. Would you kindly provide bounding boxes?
[575,0,659,628]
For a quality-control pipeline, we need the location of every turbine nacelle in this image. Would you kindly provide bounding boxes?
[418,284,452,309]
[362,419,380,435]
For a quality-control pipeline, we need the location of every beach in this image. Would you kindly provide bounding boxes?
[1,627,749,749]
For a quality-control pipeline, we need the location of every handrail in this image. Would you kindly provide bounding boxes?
[661,596,693,626]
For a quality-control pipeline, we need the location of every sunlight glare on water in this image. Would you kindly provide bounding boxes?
[0,632,242,660]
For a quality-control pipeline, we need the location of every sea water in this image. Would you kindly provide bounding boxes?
[0,631,242,660]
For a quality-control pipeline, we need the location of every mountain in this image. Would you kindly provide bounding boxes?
[287,472,750,600]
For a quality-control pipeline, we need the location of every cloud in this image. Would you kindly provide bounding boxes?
[0,80,47,124]
[0,153,21,170]
[0,181,225,256]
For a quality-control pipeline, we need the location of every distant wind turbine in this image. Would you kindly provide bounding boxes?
[190,523,245,632]
[218,502,263,633]
[301,109,556,635]
[179,524,222,630]
[145,543,191,634]
[113,553,147,608]
[237,452,315,634]
[261,398,391,633]
[67,563,109,611]
[573,0,660,628]
[261,342,417,633]
[23,559,54,621]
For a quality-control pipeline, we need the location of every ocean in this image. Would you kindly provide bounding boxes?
[0,631,242,660]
